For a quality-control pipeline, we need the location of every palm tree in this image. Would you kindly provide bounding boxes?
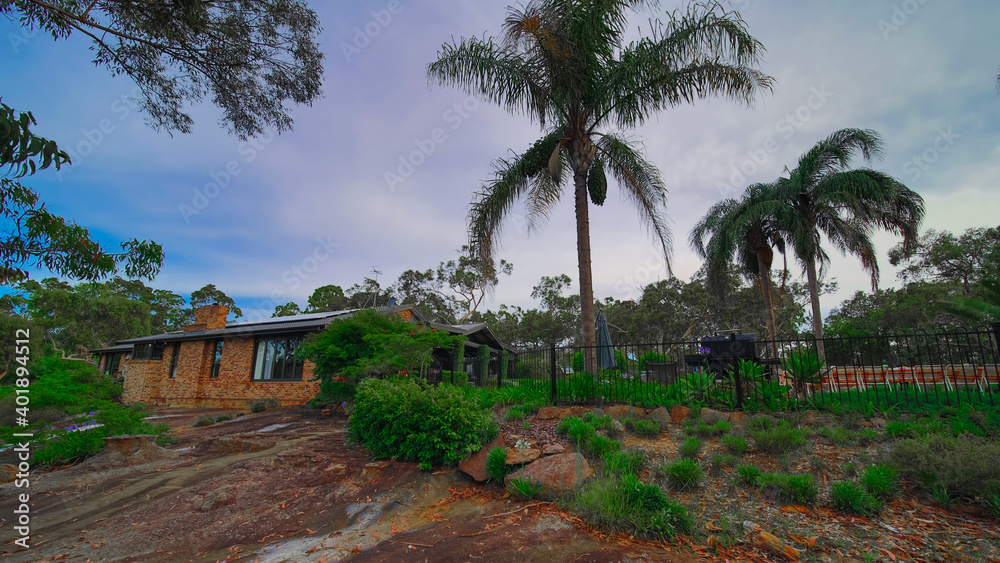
[690,183,786,353]
[428,0,773,370]
[773,128,925,357]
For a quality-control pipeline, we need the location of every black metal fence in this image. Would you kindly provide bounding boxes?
[478,324,1000,411]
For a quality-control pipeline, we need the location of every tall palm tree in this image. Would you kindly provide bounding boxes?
[773,128,925,356]
[428,0,773,370]
[690,183,786,354]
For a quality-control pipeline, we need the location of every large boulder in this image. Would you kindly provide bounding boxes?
[458,435,504,482]
[699,408,728,424]
[603,405,640,420]
[505,447,541,465]
[647,406,671,427]
[503,453,594,497]
[0,464,17,484]
[535,406,591,420]
[669,405,691,425]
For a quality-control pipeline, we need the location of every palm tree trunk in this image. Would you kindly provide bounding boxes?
[805,258,826,361]
[574,167,597,373]
[756,253,779,359]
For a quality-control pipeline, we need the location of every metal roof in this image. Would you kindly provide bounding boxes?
[90,343,135,354]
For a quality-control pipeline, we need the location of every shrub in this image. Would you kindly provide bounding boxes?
[679,436,702,459]
[308,377,356,408]
[235,412,246,418]
[622,417,662,437]
[348,377,499,467]
[689,420,732,437]
[720,434,750,456]
[884,433,1000,500]
[709,453,737,475]
[759,472,818,504]
[194,416,215,427]
[817,426,853,446]
[637,351,670,373]
[248,398,280,413]
[556,416,596,444]
[884,420,920,440]
[442,370,470,387]
[487,446,513,481]
[861,464,899,499]
[507,476,543,498]
[747,420,807,454]
[855,429,879,445]
[569,475,692,540]
[604,450,644,476]
[214,414,233,422]
[31,403,171,465]
[831,481,882,515]
[735,464,763,487]
[659,458,703,490]
[586,434,622,459]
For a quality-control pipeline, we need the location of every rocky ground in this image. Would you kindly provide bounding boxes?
[1,404,998,562]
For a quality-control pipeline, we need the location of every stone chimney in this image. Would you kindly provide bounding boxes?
[185,304,229,332]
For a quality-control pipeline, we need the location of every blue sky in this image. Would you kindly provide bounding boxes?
[2,0,999,325]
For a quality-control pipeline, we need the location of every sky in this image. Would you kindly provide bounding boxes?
[2,0,999,326]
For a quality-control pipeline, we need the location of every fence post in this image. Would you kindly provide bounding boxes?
[550,343,557,405]
[993,322,1000,346]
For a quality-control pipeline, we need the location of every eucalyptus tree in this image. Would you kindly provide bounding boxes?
[428,0,772,370]
[773,128,925,354]
[690,183,786,349]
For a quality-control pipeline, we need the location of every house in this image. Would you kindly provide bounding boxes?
[102,303,510,408]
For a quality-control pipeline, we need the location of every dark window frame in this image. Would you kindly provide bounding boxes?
[251,334,306,382]
[169,344,181,379]
[133,342,166,361]
[210,340,224,379]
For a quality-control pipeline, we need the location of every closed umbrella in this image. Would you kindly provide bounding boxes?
[596,311,616,370]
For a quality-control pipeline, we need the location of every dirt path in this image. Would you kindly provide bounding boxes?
[1,407,707,562]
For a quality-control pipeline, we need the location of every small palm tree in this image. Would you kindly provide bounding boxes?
[773,128,925,357]
[690,183,786,350]
[428,0,773,370]
[946,278,1000,324]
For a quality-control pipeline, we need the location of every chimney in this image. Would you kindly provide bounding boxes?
[185,304,229,332]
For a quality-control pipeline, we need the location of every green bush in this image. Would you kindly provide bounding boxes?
[585,434,622,459]
[759,472,818,504]
[194,416,215,427]
[861,464,899,499]
[348,377,499,467]
[637,351,670,373]
[487,446,513,481]
[583,412,617,433]
[679,436,702,459]
[248,398,280,413]
[720,434,750,456]
[817,426,854,446]
[709,453,737,475]
[831,481,882,515]
[747,419,807,454]
[442,370,470,387]
[214,414,233,422]
[308,378,356,408]
[604,450,645,476]
[884,420,920,440]
[32,403,171,465]
[569,474,692,540]
[556,416,596,444]
[734,464,763,487]
[688,419,732,437]
[621,416,661,437]
[884,433,1000,500]
[659,458,703,490]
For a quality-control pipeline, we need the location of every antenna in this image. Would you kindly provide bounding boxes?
[365,266,383,308]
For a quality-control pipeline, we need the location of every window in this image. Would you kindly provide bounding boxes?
[133,342,165,361]
[210,340,224,378]
[104,353,122,375]
[252,335,306,381]
[169,344,181,379]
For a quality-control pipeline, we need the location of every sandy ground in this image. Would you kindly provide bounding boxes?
[0,407,706,563]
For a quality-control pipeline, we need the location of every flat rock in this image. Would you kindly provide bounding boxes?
[645,406,669,427]
[728,411,747,426]
[670,405,690,424]
[0,464,16,484]
[505,447,541,465]
[602,405,639,419]
[458,435,505,482]
[535,406,590,420]
[700,408,728,424]
[542,444,565,455]
[503,453,594,497]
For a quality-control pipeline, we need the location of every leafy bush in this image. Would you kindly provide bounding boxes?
[569,475,692,540]
[720,434,750,456]
[735,464,763,487]
[348,377,499,467]
[622,416,661,437]
[759,472,818,504]
[831,481,882,515]
[817,426,854,446]
[637,351,670,373]
[248,398,280,413]
[556,415,596,444]
[884,433,1000,500]
[659,458,703,490]
[679,436,702,459]
[442,370,470,387]
[747,419,807,454]
[884,420,920,440]
[688,419,732,437]
[308,377,356,408]
[507,476,543,498]
[194,416,215,427]
[32,403,171,465]
[214,414,233,422]
[604,450,644,476]
[585,434,622,458]
[709,453,737,475]
[861,464,899,499]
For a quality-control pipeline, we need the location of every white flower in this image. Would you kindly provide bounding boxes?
[515,438,531,450]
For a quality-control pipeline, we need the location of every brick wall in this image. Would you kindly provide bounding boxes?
[121,337,319,408]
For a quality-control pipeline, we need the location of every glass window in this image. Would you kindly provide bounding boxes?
[133,342,165,361]
[210,340,224,378]
[252,335,305,381]
[169,344,181,379]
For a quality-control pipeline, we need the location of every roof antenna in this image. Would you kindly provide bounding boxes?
[364,266,383,308]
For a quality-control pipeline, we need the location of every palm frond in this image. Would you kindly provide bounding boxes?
[597,132,673,276]
[468,129,565,279]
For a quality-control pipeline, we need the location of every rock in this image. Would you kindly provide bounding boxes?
[670,405,690,425]
[646,406,669,427]
[536,407,562,420]
[542,444,565,455]
[503,453,594,497]
[728,411,747,426]
[0,464,17,484]
[870,417,889,428]
[458,435,505,482]
[610,419,625,434]
[505,447,541,465]
[700,408,728,424]
[362,461,390,479]
[755,530,800,560]
[603,405,636,419]
[78,434,172,470]
[198,485,236,512]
